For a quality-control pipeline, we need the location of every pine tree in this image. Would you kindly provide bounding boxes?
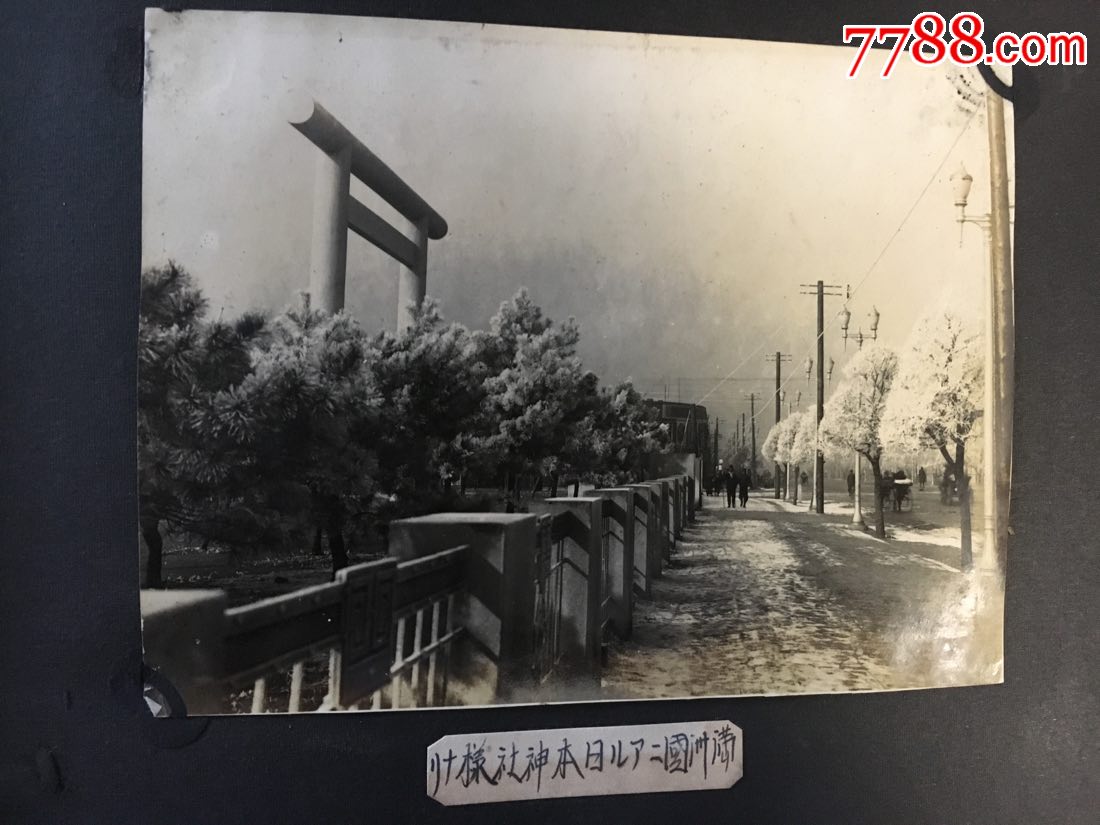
[138,263,266,587]
[477,289,597,503]
[368,298,488,512]
[238,298,378,577]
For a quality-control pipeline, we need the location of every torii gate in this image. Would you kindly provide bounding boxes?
[285,92,448,331]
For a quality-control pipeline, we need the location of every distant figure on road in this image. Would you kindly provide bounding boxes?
[846,469,856,498]
[724,468,737,508]
[737,468,750,508]
[917,466,927,491]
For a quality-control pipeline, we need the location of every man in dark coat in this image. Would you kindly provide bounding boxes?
[724,468,737,508]
[847,468,856,498]
[738,467,750,508]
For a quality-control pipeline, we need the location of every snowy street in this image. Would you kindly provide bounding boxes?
[603,491,1003,698]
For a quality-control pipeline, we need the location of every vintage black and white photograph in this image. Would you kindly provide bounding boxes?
[138,10,1012,715]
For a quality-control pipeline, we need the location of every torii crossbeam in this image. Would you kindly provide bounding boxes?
[286,91,448,331]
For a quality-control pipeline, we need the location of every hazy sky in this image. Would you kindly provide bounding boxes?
[143,10,1013,430]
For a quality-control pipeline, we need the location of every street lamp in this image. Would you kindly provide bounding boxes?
[868,306,880,340]
[804,357,813,382]
[950,163,992,244]
[827,358,835,383]
[840,307,852,348]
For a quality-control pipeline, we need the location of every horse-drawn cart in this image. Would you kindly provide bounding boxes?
[879,477,914,512]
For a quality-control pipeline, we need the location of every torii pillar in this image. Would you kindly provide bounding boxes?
[285,91,447,332]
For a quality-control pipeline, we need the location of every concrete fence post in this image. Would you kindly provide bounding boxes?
[683,475,692,525]
[387,513,537,700]
[592,488,635,640]
[669,476,683,541]
[627,483,663,594]
[544,497,604,676]
[687,476,696,522]
[655,479,672,561]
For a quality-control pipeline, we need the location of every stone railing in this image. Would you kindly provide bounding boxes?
[142,466,699,713]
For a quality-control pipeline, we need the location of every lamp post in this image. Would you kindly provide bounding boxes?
[787,390,801,417]
[951,159,1013,572]
[779,390,794,500]
[853,449,865,527]
[848,307,882,527]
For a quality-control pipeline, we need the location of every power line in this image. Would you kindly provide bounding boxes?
[694,103,981,425]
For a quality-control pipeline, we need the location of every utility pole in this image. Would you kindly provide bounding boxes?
[713,418,720,468]
[740,413,746,454]
[950,84,1013,574]
[743,393,759,488]
[800,281,847,514]
[750,399,757,488]
[765,352,792,499]
[987,87,1014,577]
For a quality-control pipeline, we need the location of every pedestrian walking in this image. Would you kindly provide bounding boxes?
[737,467,750,508]
[846,468,856,498]
[724,468,737,508]
[917,466,927,491]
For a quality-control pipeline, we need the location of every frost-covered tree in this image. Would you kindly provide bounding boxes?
[554,380,666,493]
[778,416,800,501]
[369,298,488,504]
[761,420,784,494]
[138,262,266,587]
[790,410,818,506]
[237,299,378,576]
[477,289,597,503]
[883,311,982,569]
[763,416,800,500]
[761,422,781,467]
[820,346,899,538]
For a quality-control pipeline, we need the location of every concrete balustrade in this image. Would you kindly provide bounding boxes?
[141,472,701,708]
[542,497,604,675]
[655,476,682,547]
[626,483,663,595]
[591,487,636,640]
[387,512,538,699]
[654,479,672,560]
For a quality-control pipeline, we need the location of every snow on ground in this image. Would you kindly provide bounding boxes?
[604,516,896,698]
[603,503,1003,699]
[821,523,961,572]
[890,524,982,554]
